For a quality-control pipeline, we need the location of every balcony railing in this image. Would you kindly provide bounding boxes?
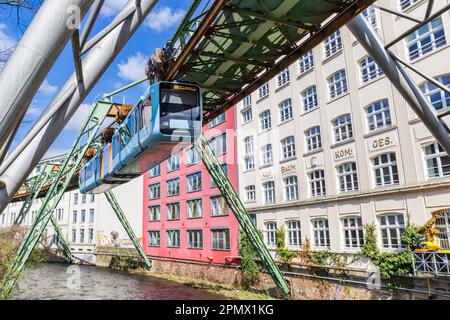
[413,251,450,276]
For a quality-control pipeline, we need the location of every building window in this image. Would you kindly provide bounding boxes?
[281,136,296,160]
[305,126,322,152]
[245,185,256,202]
[260,110,271,130]
[167,202,180,220]
[242,107,253,123]
[148,231,160,247]
[309,170,326,197]
[74,193,78,205]
[186,147,200,166]
[167,178,180,196]
[211,229,230,250]
[71,229,76,243]
[82,194,86,204]
[148,183,160,199]
[342,217,364,249]
[261,144,273,166]
[328,69,348,99]
[424,143,450,178]
[72,210,77,223]
[284,176,299,201]
[366,99,392,131]
[167,154,180,172]
[90,194,95,202]
[264,222,277,247]
[286,220,301,247]
[243,95,252,108]
[209,133,227,156]
[276,68,290,87]
[337,162,359,192]
[312,219,330,248]
[406,18,446,61]
[80,228,85,243]
[263,181,275,204]
[89,208,94,223]
[362,6,377,28]
[56,208,64,221]
[88,228,94,244]
[187,172,202,192]
[379,214,405,249]
[302,85,318,112]
[360,56,384,84]
[373,153,399,186]
[210,164,227,188]
[420,74,450,111]
[209,112,226,128]
[166,230,181,248]
[187,230,203,249]
[149,164,160,177]
[400,0,419,11]
[244,136,255,171]
[279,98,293,122]
[187,199,202,218]
[333,114,353,143]
[81,209,86,223]
[258,83,269,99]
[324,30,342,58]
[435,211,450,249]
[299,50,314,74]
[211,195,229,216]
[147,205,160,221]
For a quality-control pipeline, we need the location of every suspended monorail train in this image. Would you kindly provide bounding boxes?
[79,81,202,194]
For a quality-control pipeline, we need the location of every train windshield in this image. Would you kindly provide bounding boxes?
[159,83,201,135]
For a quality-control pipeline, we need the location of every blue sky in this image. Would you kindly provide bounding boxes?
[0,0,192,158]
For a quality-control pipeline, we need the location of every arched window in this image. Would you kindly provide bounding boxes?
[332,114,353,143]
[337,162,359,192]
[420,74,450,111]
[366,99,391,132]
[305,126,322,152]
[372,153,399,186]
[424,142,450,178]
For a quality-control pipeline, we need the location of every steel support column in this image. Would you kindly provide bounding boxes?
[0,0,94,162]
[347,15,450,155]
[104,191,152,269]
[0,0,159,214]
[194,135,291,296]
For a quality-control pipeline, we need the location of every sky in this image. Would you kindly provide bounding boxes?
[0,0,192,159]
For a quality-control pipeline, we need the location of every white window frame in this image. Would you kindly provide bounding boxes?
[260,110,271,130]
[424,143,450,179]
[261,144,273,166]
[245,185,256,202]
[210,195,229,216]
[337,162,359,192]
[362,6,377,28]
[211,229,230,250]
[360,56,384,84]
[406,17,446,61]
[286,220,301,247]
[333,114,353,143]
[328,69,348,99]
[299,50,314,74]
[281,136,296,160]
[373,153,399,186]
[305,126,322,152]
[435,211,450,249]
[148,183,160,199]
[148,231,160,247]
[148,205,160,221]
[187,230,203,249]
[312,219,330,249]
[258,83,269,99]
[242,107,253,123]
[276,68,290,87]
[420,74,450,111]
[302,85,318,112]
[309,170,326,197]
[279,98,293,122]
[366,99,392,132]
[166,178,180,196]
[284,176,299,201]
[263,180,275,204]
[187,199,202,218]
[379,214,405,249]
[187,171,202,192]
[264,222,277,247]
[400,0,419,11]
[167,154,180,172]
[324,30,342,58]
[167,230,181,248]
[243,95,252,108]
[342,216,364,249]
[167,202,180,220]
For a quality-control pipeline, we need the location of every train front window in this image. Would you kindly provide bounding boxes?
[159,83,201,135]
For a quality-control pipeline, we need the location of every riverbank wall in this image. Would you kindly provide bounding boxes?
[95,247,450,300]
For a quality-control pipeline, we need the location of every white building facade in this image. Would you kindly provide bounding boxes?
[236,0,450,254]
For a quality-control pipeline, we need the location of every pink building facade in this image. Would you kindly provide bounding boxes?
[142,107,239,264]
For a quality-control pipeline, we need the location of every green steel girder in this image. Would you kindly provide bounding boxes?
[104,190,152,269]
[194,134,291,296]
[0,100,113,298]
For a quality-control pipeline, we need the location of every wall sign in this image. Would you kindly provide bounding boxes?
[281,163,296,175]
[334,147,353,160]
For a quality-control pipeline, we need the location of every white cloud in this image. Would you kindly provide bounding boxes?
[0,23,17,71]
[66,103,92,131]
[38,79,58,96]
[117,51,148,82]
[100,0,128,17]
[145,6,185,32]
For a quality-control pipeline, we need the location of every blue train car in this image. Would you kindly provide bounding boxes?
[79,81,202,194]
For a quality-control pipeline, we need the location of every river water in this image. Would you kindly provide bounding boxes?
[12,263,225,300]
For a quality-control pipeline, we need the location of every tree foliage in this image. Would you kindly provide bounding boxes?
[239,229,261,288]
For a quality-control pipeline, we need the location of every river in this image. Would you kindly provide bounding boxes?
[12,263,225,300]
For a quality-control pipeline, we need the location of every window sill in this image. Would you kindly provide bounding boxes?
[259,164,273,169]
[187,216,203,220]
[211,249,231,252]
[259,128,272,134]
[148,245,160,248]
[358,74,386,90]
[303,148,323,157]
[243,168,255,173]
[256,94,269,103]
[167,246,181,249]
[330,138,355,149]
[301,106,319,117]
[297,67,314,80]
[408,43,450,65]
[279,157,297,164]
[327,91,350,105]
[363,125,397,139]
[245,200,257,204]
[396,0,428,18]
[275,82,290,92]
[211,214,230,218]
[187,247,204,250]
[322,49,343,65]
[278,118,294,127]
[166,218,180,221]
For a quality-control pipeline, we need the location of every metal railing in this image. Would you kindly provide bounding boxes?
[413,252,450,276]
